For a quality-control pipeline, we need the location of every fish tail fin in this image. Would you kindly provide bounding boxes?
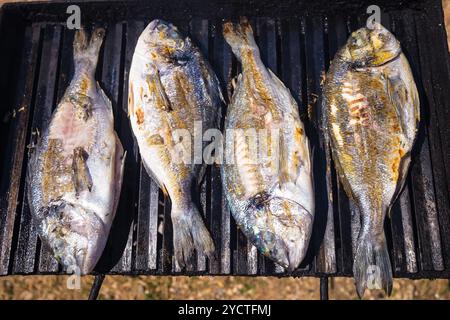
[73,27,105,72]
[171,202,215,269]
[222,17,258,62]
[353,231,393,298]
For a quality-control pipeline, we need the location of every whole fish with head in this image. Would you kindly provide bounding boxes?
[222,18,315,271]
[322,22,419,297]
[128,19,224,268]
[27,28,126,274]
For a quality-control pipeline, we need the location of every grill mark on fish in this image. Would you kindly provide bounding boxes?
[234,130,264,198]
[341,77,370,127]
[42,139,74,205]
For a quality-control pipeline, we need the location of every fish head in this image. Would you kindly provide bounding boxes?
[139,19,190,63]
[244,194,313,271]
[41,201,106,275]
[343,22,401,67]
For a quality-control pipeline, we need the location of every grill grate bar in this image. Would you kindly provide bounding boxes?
[15,26,61,273]
[209,20,232,275]
[189,17,210,273]
[303,15,334,274]
[415,7,450,271]
[4,27,42,274]
[114,21,140,274]
[411,12,447,272]
[36,25,63,274]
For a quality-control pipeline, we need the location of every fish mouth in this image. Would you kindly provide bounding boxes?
[148,19,159,31]
[148,19,177,36]
[148,19,166,31]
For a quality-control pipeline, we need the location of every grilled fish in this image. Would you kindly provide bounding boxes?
[322,23,419,297]
[27,28,126,274]
[222,18,314,271]
[128,20,223,268]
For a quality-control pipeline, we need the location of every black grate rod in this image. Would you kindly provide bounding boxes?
[88,274,105,300]
[320,277,329,300]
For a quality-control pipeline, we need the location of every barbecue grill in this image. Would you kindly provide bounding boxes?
[0,0,449,300]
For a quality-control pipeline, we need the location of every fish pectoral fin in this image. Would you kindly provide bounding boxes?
[72,146,93,195]
[147,68,172,112]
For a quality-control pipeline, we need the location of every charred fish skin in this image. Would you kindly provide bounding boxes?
[323,23,419,297]
[222,18,314,271]
[128,20,222,269]
[27,28,126,275]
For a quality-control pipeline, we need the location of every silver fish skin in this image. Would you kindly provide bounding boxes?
[222,18,314,271]
[322,23,420,297]
[27,28,126,275]
[128,20,223,269]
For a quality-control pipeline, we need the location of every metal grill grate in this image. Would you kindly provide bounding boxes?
[0,0,449,279]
